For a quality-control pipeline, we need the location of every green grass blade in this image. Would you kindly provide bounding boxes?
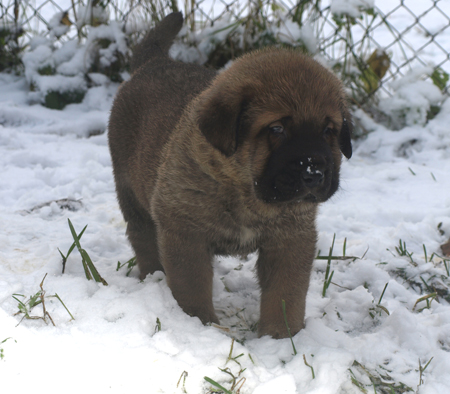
[422,357,434,372]
[12,295,27,311]
[378,283,389,304]
[282,299,297,355]
[80,249,108,285]
[67,219,107,285]
[444,260,449,276]
[58,248,66,260]
[67,218,83,251]
[66,224,87,259]
[322,234,336,297]
[327,270,334,287]
[330,233,336,254]
[315,255,358,260]
[376,305,390,316]
[303,354,315,379]
[81,257,93,281]
[203,377,232,394]
[54,293,75,320]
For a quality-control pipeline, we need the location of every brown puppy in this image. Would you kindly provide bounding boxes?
[108,12,352,338]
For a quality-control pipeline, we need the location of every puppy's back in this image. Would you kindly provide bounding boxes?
[108,13,215,211]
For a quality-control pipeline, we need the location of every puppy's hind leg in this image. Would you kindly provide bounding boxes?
[127,216,164,280]
[116,185,164,279]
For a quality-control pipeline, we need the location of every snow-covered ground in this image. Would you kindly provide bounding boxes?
[2,3,450,394]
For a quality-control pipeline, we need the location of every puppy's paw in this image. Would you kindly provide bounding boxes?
[183,305,220,326]
[441,239,450,256]
[258,321,301,339]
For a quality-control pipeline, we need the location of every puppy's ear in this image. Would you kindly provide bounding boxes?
[197,88,250,157]
[339,111,353,159]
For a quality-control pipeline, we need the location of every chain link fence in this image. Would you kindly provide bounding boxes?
[1,0,449,102]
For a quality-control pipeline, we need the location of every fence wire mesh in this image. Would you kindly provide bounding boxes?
[1,0,450,99]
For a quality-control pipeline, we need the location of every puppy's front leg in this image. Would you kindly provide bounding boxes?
[157,226,220,325]
[256,233,316,338]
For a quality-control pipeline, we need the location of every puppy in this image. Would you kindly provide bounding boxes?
[108,12,352,338]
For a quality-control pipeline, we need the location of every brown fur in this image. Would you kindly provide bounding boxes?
[442,238,450,256]
[108,12,353,338]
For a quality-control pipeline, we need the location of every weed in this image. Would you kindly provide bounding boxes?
[349,360,413,393]
[419,276,434,293]
[59,223,87,274]
[226,338,244,366]
[12,274,74,326]
[423,244,428,264]
[44,90,86,110]
[413,293,437,312]
[315,235,359,263]
[316,235,361,297]
[427,251,450,278]
[66,219,108,285]
[322,234,336,298]
[369,283,390,319]
[388,241,450,303]
[392,239,417,266]
[6,0,449,128]
[204,339,247,394]
[177,371,188,393]
[349,369,367,393]
[225,307,258,336]
[116,256,137,276]
[0,24,24,73]
[155,317,162,333]
[204,377,233,394]
[1,338,16,360]
[426,250,450,278]
[431,68,449,91]
[282,299,297,356]
[392,267,449,304]
[303,354,315,379]
[417,357,433,391]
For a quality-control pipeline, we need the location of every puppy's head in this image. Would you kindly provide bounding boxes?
[196,48,352,205]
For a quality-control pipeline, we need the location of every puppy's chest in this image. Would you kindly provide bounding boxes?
[211,225,259,256]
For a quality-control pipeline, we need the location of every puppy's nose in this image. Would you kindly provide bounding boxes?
[302,166,324,187]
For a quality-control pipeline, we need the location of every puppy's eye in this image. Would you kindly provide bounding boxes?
[323,126,335,136]
[269,125,285,134]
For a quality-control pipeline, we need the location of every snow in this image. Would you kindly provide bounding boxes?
[21,20,128,103]
[330,0,375,19]
[379,67,444,129]
[48,12,71,38]
[1,5,450,394]
[75,5,110,29]
[170,9,319,65]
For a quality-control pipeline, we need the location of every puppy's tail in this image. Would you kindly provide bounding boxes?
[130,12,183,73]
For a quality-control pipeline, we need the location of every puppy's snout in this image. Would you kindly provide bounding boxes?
[293,156,326,188]
[302,166,324,187]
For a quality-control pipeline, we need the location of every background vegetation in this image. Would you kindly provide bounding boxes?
[0,0,449,131]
